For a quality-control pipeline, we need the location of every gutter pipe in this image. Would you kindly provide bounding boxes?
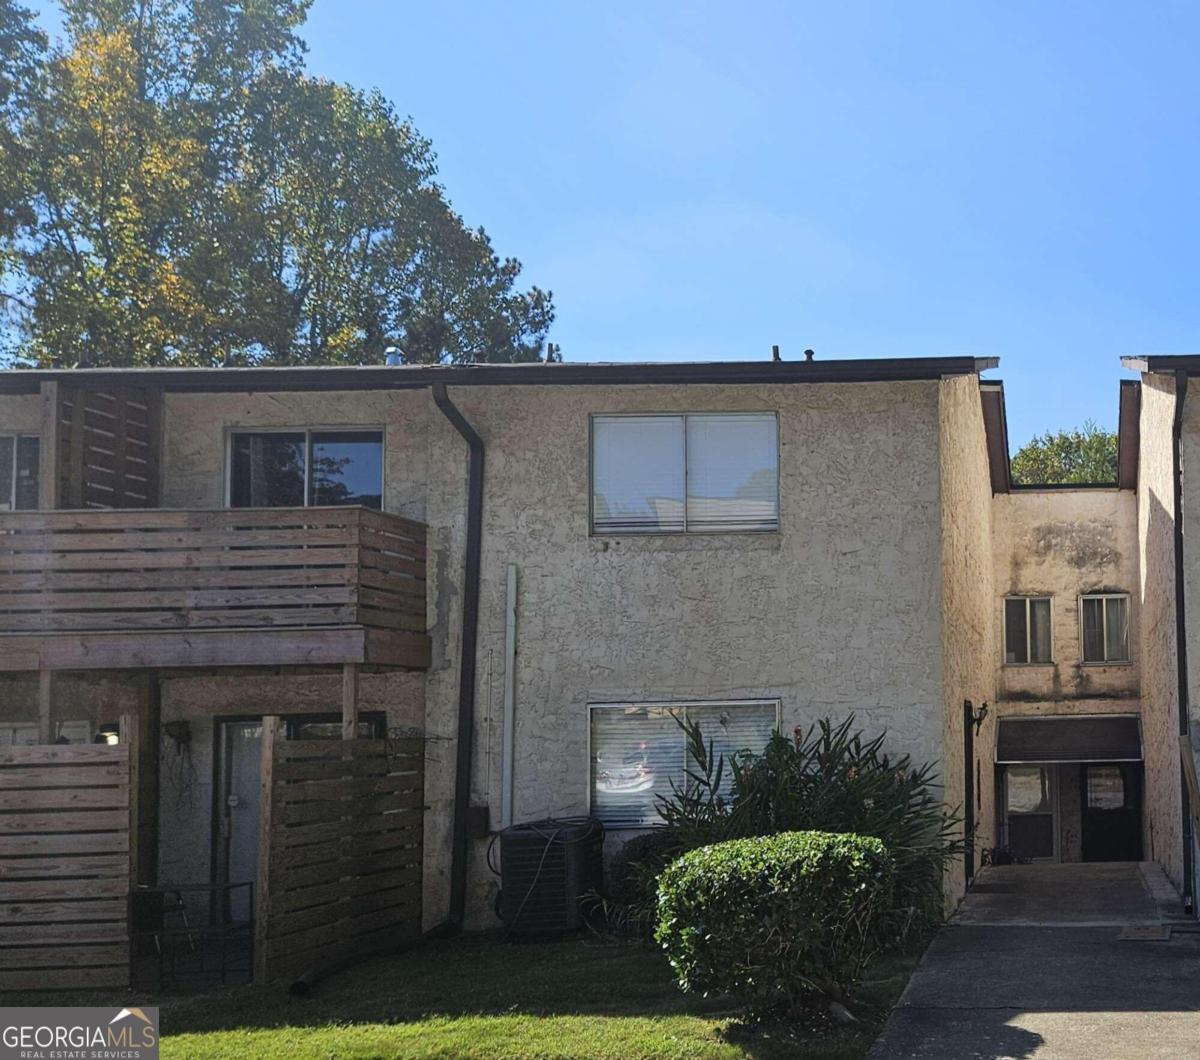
[1172,370,1195,914]
[431,383,485,931]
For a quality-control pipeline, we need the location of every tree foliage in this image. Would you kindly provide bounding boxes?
[1010,420,1117,485]
[0,0,554,366]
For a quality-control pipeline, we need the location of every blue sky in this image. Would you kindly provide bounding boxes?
[28,2,1200,449]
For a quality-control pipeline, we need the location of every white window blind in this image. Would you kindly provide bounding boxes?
[590,700,779,828]
[591,413,779,534]
[591,417,685,533]
[686,414,779,532]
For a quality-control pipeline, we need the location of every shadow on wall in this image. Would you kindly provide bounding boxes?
[1142,489,1183,886]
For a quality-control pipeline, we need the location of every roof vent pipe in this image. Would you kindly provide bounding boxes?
[385,347,402,366]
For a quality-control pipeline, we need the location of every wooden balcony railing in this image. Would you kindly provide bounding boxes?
[0,507,430,671]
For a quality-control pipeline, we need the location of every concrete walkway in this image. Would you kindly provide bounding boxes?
[869,863,1200,1059]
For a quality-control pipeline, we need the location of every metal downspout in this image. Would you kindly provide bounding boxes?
[432,383,485,931]
[1172,370,1195,913]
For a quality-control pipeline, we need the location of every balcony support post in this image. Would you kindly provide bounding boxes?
[38,382,59,510]
[342,662,359,741]
[37,669,53,743]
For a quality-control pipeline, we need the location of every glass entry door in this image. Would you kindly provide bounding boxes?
[1004,765,1056,860]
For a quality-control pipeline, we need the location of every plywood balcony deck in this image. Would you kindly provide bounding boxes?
[0,507,430,672]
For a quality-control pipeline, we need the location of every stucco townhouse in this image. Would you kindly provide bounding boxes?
[0,353,1196,986]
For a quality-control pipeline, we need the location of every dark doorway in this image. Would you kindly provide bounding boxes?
[1081,763,1143,862]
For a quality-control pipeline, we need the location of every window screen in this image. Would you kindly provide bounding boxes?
[591,413,778,534]
[590,701,779,828]
[230,432,306,507]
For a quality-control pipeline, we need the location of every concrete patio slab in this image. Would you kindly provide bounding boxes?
[869,863,1200,1059]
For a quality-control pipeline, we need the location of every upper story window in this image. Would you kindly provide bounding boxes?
[590,700,780,828]
[1080,593,1130,663]
[1004,597,1052,664]
[229,430,383,509]
[591,413,779,534]
[0,435,39,511]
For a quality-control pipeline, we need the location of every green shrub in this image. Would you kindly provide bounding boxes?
[655,831,893,1008]
[657,714,962,942]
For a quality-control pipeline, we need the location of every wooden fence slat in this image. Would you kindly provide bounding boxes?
[0,898,127,923]
[0,787,130,811]
[0,921,129,945]
[0,764,128,789]
[0,877,129,901]
[0,855,129,879]
[0,966,129,991]
[0,810,128,834]
[1,832,129,857]
[0,745,127,767]
[271,813,422,852]
[0,943,130,968]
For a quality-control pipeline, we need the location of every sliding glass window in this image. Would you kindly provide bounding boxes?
[229,430,382,509]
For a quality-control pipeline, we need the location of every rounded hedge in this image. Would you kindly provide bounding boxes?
[654,830,893,1005]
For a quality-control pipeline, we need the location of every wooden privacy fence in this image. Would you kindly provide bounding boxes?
[55,385,161,510]
[0,506,426,635]
[0,717,136,990]
[255,718,424,984]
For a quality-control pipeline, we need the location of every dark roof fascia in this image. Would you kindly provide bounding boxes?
[1122,355,1200,375]
[0,356,999,395]
[1117,378,1140,491]
[979,380,1011,493]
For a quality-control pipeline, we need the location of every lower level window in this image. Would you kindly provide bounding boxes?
[589,700,779,828]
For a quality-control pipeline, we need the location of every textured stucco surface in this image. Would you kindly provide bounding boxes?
[993,489,1140,702]
[937,374,995,899]
[421,380,951,926]
[0,394,42,434]
[160,389,431,519]
[1140,374,1184,885]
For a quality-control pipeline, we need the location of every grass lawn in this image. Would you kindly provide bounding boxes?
[2,933,920,1059]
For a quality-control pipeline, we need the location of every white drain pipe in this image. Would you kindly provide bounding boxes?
[500,563,518,829]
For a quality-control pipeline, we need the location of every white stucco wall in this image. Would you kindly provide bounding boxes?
[422,380,950,926]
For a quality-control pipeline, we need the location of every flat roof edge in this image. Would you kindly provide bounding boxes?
[0,356,994,394]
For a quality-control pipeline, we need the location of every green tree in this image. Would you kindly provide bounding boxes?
[1010,420,1118,485]
[1,0,554,367]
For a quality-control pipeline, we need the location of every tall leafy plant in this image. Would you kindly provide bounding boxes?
[656,715,963,941]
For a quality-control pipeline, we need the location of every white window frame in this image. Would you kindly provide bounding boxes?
[0,433,39,511]
[1078,593,1131,665]
[588,411,781,536]
[1003,596,1054,666]
[586,698,782,829]
[224,426,386,508]
[1001,763,1060,862]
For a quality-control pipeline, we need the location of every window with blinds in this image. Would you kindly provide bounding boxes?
[589,700,780,828]
[591,413,778,534]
